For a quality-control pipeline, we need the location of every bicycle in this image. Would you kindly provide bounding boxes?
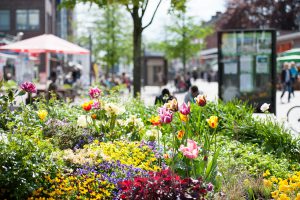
[287,106,300,133]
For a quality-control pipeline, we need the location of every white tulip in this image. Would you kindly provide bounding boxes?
[260,103,270,113]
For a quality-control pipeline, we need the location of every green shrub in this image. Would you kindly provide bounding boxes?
[0,133,59,199]
[218,137,300,179]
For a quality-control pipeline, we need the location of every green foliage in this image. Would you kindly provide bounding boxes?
[0,133,59,199]
[43,119,98,149]
[149,11,213,70]
[76,4,132,72]
[178,100,300,162]
[218,137,300,179]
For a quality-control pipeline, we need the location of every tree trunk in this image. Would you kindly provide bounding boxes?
[132,7,142,97]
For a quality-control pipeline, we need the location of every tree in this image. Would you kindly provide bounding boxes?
[94,5,132,74]
[218,0,300,30]
[61,0,187,97]
[150,11,212,73]
[75,5,132,75]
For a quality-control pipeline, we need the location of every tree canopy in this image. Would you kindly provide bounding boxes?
[150,11,212,73]
[218,0,300,30]
[61,0,188,97]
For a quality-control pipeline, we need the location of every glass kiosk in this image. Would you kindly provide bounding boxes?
[218,30,276,114]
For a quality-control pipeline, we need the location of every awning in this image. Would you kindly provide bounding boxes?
[281,48,300,56]
[277,55,300,62]
[0,52,18,59]
[0,34,89,55]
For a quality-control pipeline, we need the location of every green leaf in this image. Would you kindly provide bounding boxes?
[18,90,26,96]
[205,147,220,182]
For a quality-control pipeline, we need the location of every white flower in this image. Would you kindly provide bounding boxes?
[125,115,144,129]
[116,119,126,126]
[77,115,92,128]
[260,103,270,112]
[145,128,162,141]
[0,133,8,143]
[104,103,125,116]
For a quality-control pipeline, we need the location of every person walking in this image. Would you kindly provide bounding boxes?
[290,62,298,97]
[280,62,292,103]
[121,72,131,93]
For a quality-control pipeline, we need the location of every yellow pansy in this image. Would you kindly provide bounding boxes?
[263,169,271,177]
[271,190,279,199]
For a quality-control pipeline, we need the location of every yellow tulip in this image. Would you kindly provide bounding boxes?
[37,109,48,121]
[179,113,188,122]
[207,116,218,128]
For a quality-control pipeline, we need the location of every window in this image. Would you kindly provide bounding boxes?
[16,9,39,30]
[0,10,10,30]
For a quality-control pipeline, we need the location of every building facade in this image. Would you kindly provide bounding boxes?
[0,0,57,39]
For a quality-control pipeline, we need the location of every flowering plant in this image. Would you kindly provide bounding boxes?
[260,103,270,113]
[117,169,212,200]
[179,102,190,115]
[264,170,300,200]
[29,173,115,199]
[158,107,173,124]
[89,87,101,99]
[20,81,37,93]
[195,94,206,107]
[37,109,48,121]
[179,139,199,159]
[82,101,93,111]
[62,140,160,171]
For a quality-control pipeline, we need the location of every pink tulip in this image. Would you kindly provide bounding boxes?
[179,139,199,159]
[179,102,190,115]
[92,100,100,109]
[20,82,37,93]
[89,87,101,99]
[158,107,173,124]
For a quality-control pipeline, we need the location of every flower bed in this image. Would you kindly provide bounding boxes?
[0,81,299,199]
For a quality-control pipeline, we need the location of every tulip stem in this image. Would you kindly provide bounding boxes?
[192,160,196,178]
[214,129,217,154]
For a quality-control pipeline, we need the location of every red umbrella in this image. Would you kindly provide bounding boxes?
[0,34,89,54]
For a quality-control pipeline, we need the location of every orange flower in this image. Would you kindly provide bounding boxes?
[207,116,218,128]
[163,154,169,159]
[179,113,188,122]
[149,116,161,126]
[82,101,93,111]
[91,114,97,119]
[177,130,185,140]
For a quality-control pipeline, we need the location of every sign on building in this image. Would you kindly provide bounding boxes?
[218,30,276,113]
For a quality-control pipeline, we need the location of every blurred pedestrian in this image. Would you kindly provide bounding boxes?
[48,71,61,100]
[184,85,203,104]
[185,72,192,90]
[157,68,165,89]
[192,70,198,81]
[155,88,175,105]
[280,62,292,103]
[121,72,131,93]
[290,61,298,97]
